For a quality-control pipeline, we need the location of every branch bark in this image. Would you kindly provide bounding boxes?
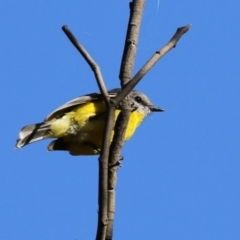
[62,26,109,100]
[62,4,191,240]
[119,0,145,87]
[106,1,146,239]
[106,106,132,240]
[114,24,191,104]
[61,26,116,240]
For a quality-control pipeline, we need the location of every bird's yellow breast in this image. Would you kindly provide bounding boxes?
[48,100,145,155]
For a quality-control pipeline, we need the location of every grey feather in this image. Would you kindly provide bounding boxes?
[45,89,121,121]
[15,123,50,149]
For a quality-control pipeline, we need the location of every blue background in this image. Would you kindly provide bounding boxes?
[1,1,240,239]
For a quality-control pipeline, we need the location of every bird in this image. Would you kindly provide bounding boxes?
[15,88,163,155]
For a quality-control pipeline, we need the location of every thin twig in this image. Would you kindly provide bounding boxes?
[62,25,109,101]
[114,24,191,105]
[61,25,116,240]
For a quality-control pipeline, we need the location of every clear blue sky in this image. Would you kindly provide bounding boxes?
[1,1,240,239]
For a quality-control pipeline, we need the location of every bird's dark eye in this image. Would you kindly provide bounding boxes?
[135,96,142,103]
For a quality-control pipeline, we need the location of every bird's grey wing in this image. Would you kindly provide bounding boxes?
[45,89,120,121]
[45,93,101,121]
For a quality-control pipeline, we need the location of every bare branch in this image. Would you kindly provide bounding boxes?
[96,107,116,240]
[114,24,191,105]
[62,25,109,101]
[106,104,132,240]
[62,8,190,240]
[106,1,146,239]
[119,0,146,86]
[61,25,115,240]
[105,23,191,239]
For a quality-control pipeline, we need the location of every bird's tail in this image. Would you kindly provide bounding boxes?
[15,123,50,149]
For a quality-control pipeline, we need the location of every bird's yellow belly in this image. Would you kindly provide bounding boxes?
[49,101,145,155]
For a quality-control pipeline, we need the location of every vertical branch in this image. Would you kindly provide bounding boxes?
[61,25,114,240]
[105,22,190,239]
[96,106,116,240]
[106,105,132,240]
[106,1,146,239]
[119,0,146,86]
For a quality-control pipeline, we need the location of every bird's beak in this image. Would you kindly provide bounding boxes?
[149,105,164,112]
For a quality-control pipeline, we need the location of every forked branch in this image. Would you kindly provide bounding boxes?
[114,24,191,105]
[62,3,191,240]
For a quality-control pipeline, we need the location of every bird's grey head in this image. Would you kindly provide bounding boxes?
[130,90,164,116]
